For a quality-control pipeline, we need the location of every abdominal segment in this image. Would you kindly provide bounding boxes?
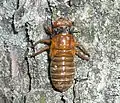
[50,56,75,92]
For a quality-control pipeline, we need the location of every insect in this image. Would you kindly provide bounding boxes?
[30,17,90,92]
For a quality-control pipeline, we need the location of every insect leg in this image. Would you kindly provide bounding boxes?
[33,39,51,47]
[75,49,89,61]
[76,42,90,57]
[29,46,49,58]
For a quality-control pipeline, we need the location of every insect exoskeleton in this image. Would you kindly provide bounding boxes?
[50,33,76,92]
[30,17,90,92]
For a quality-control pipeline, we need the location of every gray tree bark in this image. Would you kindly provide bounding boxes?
[0,0,120,103]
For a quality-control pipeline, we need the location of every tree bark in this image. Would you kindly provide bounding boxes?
[0,0,120,103]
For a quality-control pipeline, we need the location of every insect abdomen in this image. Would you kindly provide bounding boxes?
[50,53,75,92]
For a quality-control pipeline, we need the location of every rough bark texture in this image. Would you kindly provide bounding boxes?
[0,0,120,103]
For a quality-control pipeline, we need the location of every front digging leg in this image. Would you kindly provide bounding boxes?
[32,39,51,47]
[75,49,89,61]
[29,46,49,58]
[76,42,90,57]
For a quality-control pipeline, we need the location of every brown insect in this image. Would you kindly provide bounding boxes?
[30,17,90,92]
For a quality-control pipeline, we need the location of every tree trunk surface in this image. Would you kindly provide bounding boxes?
[0,0,120,103]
